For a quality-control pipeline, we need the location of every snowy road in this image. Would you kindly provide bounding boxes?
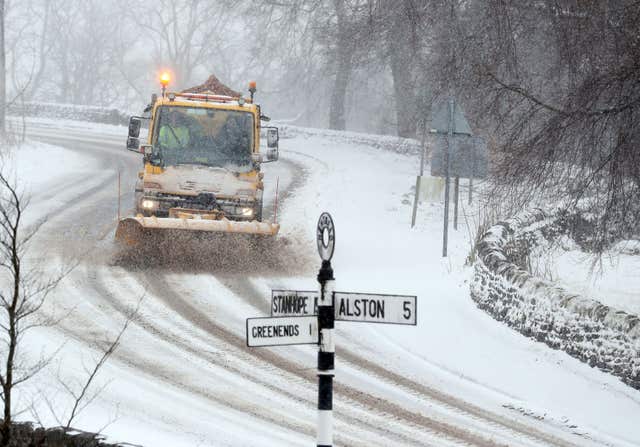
[11,118,640,446]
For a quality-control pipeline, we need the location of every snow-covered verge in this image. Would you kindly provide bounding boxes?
[538,239,640,316]
[8,102,129,126]
[471,208,640,389]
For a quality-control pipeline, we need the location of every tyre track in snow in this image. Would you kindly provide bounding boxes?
[55,273,383,447]
[21,125,333,445]
[221,275,586,447]
[25,121,594,446]
[338,347,582,447]
[54,260,434,447]
[24,125,433,446]
[138,271,502,447]
[24,128,138,223]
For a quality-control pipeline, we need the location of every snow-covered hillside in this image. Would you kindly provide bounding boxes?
[4,118,640,446]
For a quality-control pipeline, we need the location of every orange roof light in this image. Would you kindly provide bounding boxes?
[160,72,171,87]
[248,81,257,101]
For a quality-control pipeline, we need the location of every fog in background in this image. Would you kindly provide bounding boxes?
[4,0,427,136]
[3,0,639,247]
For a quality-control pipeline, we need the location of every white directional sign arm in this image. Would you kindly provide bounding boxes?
[334,292,417,325]
[246,316,319,347]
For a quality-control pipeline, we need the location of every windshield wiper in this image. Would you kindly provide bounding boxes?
[167,125,187,149]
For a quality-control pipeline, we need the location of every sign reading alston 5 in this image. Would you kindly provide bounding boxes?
[334,292,416,325]
[271,290,417,325]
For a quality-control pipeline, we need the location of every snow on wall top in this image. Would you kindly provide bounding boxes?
[472,207,640,389]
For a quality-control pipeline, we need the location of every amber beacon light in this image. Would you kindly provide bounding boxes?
[160,72,171,96]
[160,72,171,86]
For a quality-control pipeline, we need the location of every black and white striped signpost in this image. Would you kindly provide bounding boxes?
[315,212,336,447]
[247,213,416,447]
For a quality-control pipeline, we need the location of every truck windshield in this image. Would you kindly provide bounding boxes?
[153,106,254,170]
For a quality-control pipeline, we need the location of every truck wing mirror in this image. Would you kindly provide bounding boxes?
[266,147,279,162]
[264,127,279,162]
[128,116,141,138]
[126,136,140,152]
[266,127,279,148]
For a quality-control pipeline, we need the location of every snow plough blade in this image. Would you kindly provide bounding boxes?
[115,216,280,246]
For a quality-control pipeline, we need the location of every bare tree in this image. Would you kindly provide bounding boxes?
[243,1,328,125]
[24,0,53,101]
[326,0,352,130]
[0,171,70,446]
[428,0,640,251]
[46,0,122,106]
[61,297,140,432]
[378,0,432,137]
[250,0,377,130]
[127,0,241,89]
[0,0,6,138]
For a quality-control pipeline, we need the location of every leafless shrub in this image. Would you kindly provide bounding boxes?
[0,171,68,446]
[0,168,138,445]
[432,0,640,254]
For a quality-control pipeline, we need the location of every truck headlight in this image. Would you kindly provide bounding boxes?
[241,207,254,217]
[141,199,159,210]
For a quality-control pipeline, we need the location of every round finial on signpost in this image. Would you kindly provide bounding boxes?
[316,212,335,262]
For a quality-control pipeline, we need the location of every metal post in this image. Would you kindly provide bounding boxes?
[453,176,459,230]
[411,122,427,228]
[411,176,421,228]
[117,170,121,221]
[443,98,454,257]
[469,137,475,205]
[317,259,335,447]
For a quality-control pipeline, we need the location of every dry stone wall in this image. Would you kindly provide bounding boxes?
[471,208,640,389]
[8,102,129,126]
[5,423,137,447]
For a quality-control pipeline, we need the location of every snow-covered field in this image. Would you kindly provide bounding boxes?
[1,140,102,225]
[540,241,640,316]
[3,118,640,446]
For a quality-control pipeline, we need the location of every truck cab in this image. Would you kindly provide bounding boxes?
[116,81,280,245]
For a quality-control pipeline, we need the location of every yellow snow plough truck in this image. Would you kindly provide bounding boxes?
[115,74,280,247]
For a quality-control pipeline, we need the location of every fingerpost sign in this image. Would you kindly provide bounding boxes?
[246,213,417,447]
